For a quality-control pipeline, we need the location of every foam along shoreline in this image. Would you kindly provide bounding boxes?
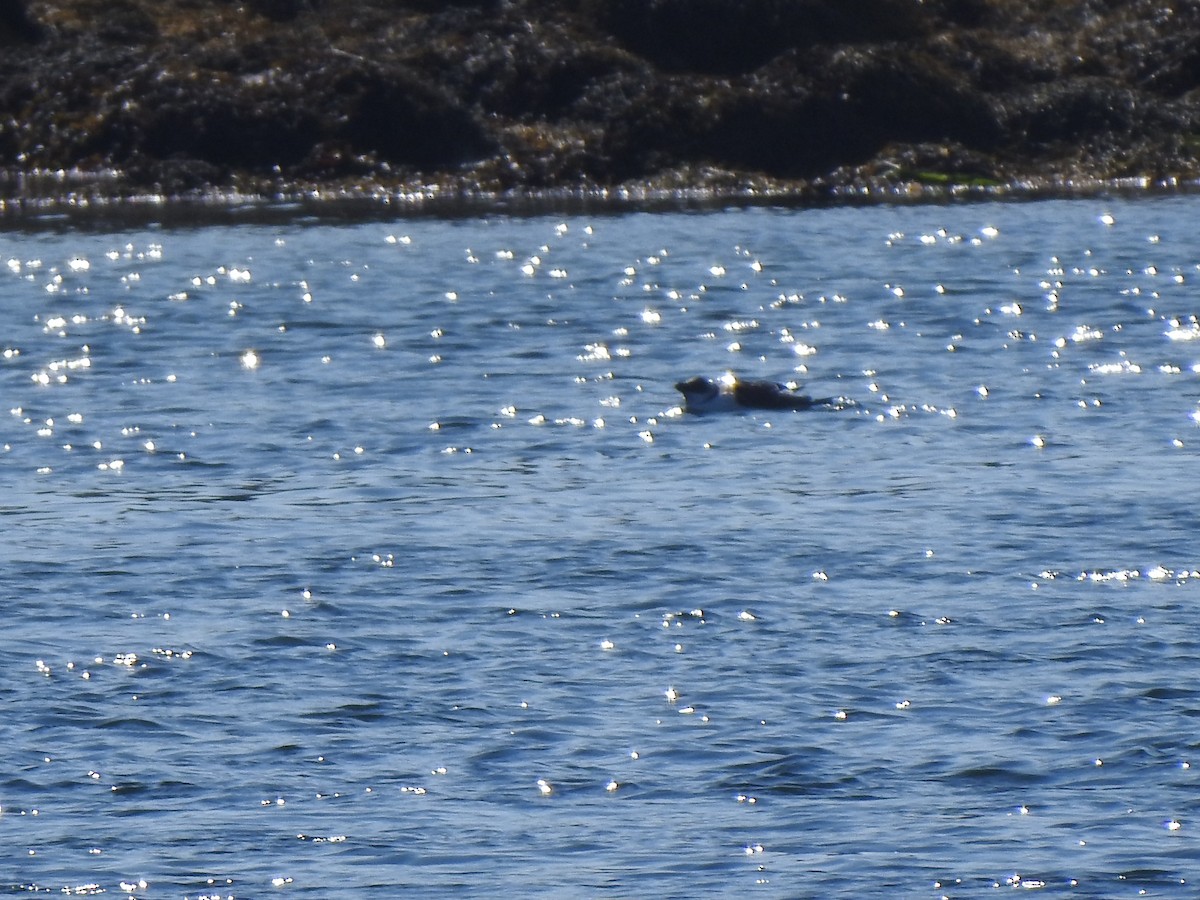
[2,169,1199,229]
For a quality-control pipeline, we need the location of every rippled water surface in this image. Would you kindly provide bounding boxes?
[4,198,1200,897]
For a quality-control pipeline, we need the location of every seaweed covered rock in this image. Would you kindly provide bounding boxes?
[2,25,494,189]
[3,0,1200,201]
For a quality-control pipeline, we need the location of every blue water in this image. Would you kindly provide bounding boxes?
[3,198,1200,897]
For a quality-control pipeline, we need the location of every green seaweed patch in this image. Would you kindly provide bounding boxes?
[909,170,1003,188]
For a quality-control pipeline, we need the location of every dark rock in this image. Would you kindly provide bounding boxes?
[457,27,640,121]
[918,0,995,28]
[691,88,855,178]
[587,0,929,75]
[3,0,1200,202]
[593,44,1001,182]
[1004,79,1176,148]
[242,0,311,22]
[329,64,497,168]
[135,76,317,170]
[0,0,40,44]
[69,52,495,180]
[813,45,1002,151]
[1080,0,1200,97]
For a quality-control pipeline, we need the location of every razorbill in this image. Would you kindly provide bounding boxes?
[674,374,833,413]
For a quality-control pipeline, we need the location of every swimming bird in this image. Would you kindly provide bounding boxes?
[674,374,833,413]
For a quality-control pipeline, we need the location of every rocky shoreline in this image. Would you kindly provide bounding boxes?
[3,0,1200,217]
